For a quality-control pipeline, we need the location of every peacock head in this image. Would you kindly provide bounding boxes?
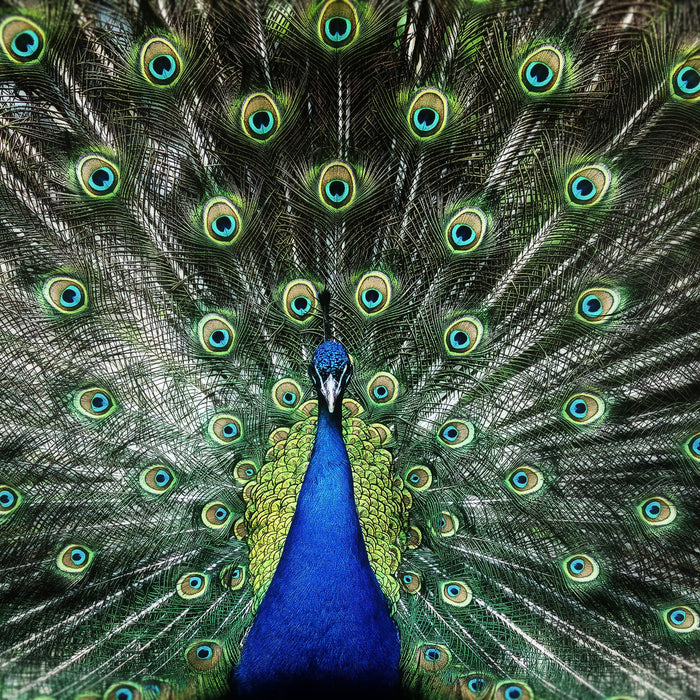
[310,341,353,414]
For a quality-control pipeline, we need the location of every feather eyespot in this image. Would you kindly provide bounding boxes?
[319,0,358,48]
[441,580,472,607]
[415,644,450,672]
[242,92,280,141]
[575,288,620,323]
[432,511,458,537]
[408,89,447,138]
[273,379,303,410]
[438,419,474,447]
[283,279,318,322]
[520,45,563,94]
[367,372,398,405]
[43,277,87,314]
[671,56,700,99]
[198,313,234,354]
[506,466,543,495]
[202,501,232,529]
[495,681,533,700]
[665,605,698,632]
[563,392,604,425]
[139,465,176,494]
[77,155,120,197]
[639,497,676,527]
[464,675,492,697]
[203,197,241,245]
[74,388,116,419]
[1,16,44,63]
[208,414,242,445]
[686,432,700,461]
[566,164,610,206]
[176,572,209,599]
[57,544,93,573]
[399,571,421,594]
[356,271,391,314]
[406,525,422,549]
[235,460,257,484]
[186,641,223,671]
[319,161,356,209]
[405,466,432,491]
[446,207,486,253]
[141,37,182,86]
[444,317,483,355]
[105,684,142,700]
[563,554,599,582]
[220,564,246,590]
[0,486,21,515]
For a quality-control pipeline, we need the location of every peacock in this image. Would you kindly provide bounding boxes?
[0,0,699,698]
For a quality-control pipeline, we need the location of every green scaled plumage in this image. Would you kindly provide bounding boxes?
[0,0,699,698]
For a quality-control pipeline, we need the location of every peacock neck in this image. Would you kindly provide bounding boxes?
[236,400,400,697]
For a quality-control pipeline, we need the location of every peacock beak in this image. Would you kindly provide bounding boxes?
[320,373,341,413]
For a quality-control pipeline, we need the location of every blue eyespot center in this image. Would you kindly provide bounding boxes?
[223,422,238,438]
[212,214,235,237]
[403,574,413,584]
[325,17,351,42]
[425,647,441,662]
[215,507,228,520]
[442,426,458,441]
[413,107,439,132]
[373,385,388,399]
[692,437,700,455]
[292,295,312,315]
[644,500,661,519]
[512,470,528,487]
[189,576,202,589]
[12,29,39,57]
[209,329,230,348]
[677,66,700,95]
[89,167,115,192]
[526,61,553,87]
[570,399,587,417]
[149,54,176,80]
[446,584,460,597]
[231,568,241,579]
[90,392,109,413]
[245,468,254,477]
[570,557,585,573]
[325,179,349,203]
[155,469,171,486]
[248,110,274,135]
[449,329,470,349]
[115,688,134,700]
[572,176,596,201]
[0,489,16,507]
[505,686,523,700]
[361,288,382,308]
[451,224,476,246]
[196,645,213,660]
[60,285,82,308]
[670,609,687,624]
[409,473,420,483]
[71,548,87,565]
[468,678,486,693]
[582,293,603,317]
[282,391,297,405]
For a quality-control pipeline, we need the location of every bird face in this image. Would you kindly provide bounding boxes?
[310,341,353,413]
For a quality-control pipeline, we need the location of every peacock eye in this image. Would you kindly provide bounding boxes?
[198,313,235,354]
[319,161,356,209]
[639,496,676,527]
[208,414,243,445]
[177,572,209,598]
[43,277,88,314]
[671,56,700,99]
[467,676,489,694]
[1,17,45,63]
[140,465,176,494]
[399,570,421,593]
[220,563,247,590]
[432,511,458,537]
[664,605,698,632]
[563,554,599,582]
[495,681,532,700]
[356,272,391,314]
[273,379,303,410]
[575,287,620,323]
[235,460,257,484]
[520,45,564,94]
[0,486,20,515]
[202,501,232,529]
[57,544,93,573]
[566,164,610,206]
[319,0,358,48]
[687,432,700,461]
[141,37,182,86]
[283,279,318,322]
[408,89,447,138]
[446,207,486,253]
[441,580,472,606]
[242,93,280,140]
[203,197,241,245]
[105,683,142,700]
[366,372,398,405]
[415,643,450,672]
[444,317,483,355]
[186,640,223,670]
[74,387,116,419]
[563,392,605,425]
[405,466,432,491]
[77,154,120,197]
[438,419,474,448]
[506,466,543,495]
